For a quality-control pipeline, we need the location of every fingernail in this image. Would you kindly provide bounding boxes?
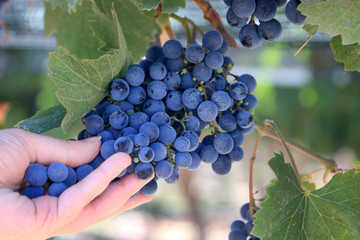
[84,136,102,142]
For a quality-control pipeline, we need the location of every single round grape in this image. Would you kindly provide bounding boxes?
[204,51,224,70]
[48,162,69,183]
[151,112,171,127]
[164,72,181,90]
[202,135,214,145]
[155,160,174,179]
[135,162,154,180]
[175,152,192,168]
[174,136,191,152]
[48,182,68,197]
[166,90,184,111]
[114,136,134,154]
[212,155,232,175]
[237,74,257,93]
[197,101,218,122]
[97,130,114,143]
[182,88,203,110]
[143,99,166,117]
[146,45,164,62]
[149,142,167,162]
[100,140,116,159]
[223,56,234,69]
[226,7,249,28]
[158,125,177,145]
[133,133,150,149]
[258,18,282,41]
[217,111,237,132]
[232,0,256,18]
[63,166,77,186]
[147,80,168,100]
[230,129,245,146]
[285,0,306,25]
[138,147,155,163]
[228,145,245,161]
[124,65,145,86]
[217,39,230,55]
[117,100,134,113]
[127,86,146,105]
[229,81,248,100]
[202,30,223,51]
[185,116,200,131]
[231,220,246,230]
[162,39,183,59]
[110,79,130,101]
[129,112,149,130]
[149,62,167,80]
[185,44,205,63]
[193,62,212,82]
[166,57,184,72]
[85,115,104,135]
[76,164,94,181]
[211,91,232,111]
[228,229,247,240]
[187,151,202,170]
[121,127,138,136]
[241,93,258,109]
[236,111,254,128]
[208,75,227,92]
[164,167,179,184]
[23,186,45,199]
[140,179,158,195]
[254,0,277,21]
[109,110,129,130]
[239,24,262,48]
[180,72,195,89]
[213,133,234,154]
[200,145,219,163]
[25,163,47,187]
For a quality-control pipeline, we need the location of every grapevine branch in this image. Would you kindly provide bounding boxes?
[192,0,238,48]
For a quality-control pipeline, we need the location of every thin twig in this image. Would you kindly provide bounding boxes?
[192,0,238,48]
[294,35,313,57]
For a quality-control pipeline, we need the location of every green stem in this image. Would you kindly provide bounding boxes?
[169,14,192,45]
[184,16,204,37]
[264,120,305,190]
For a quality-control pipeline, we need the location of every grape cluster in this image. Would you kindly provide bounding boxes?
[229,203,260,240]
[224,0,306,48]
[22,162,92,199]
[21,30,258,199]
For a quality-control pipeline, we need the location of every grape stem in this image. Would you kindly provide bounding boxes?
[294,35,313,57]
[168,14,193,45]
[192,0,238,48]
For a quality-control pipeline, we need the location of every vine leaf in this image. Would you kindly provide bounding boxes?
[299,0,360,45]
[15,104,66,134]
[47,6,130,133]
[252,153,360,239]
[302,24,318,37]
[45,0,83,12]
[132,0,186,13]
[330,35,360,72]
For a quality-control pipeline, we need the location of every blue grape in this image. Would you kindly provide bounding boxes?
[135,162,154,180]
[181,131,200,152]
[63,166,77,186]
[166,57,184,72]
[139,59,153,76]
[149,142,167,162]
[146,45,164,62]
[198,118,208,131]
[129,112,149,130]
[276,0,287,7]
[156,56,168,65]
[155,160,173,179]
[202,30,223,51]
[76,164,94,181]
[158,125,177,145]
[180,72,195,89]
[236,111,254,128]
[126,161,137,174]
[121,127,138,136]
[149,62,167,80]
[245,218,255,236]
[217,111,237,132]
[164,166,179,184]
[151,112,171,127]
[77,129,86,140]
[185,116,200,131]
[89,154,104,170]
[48,182,68,197]
[239,24,262,48]
[23,186,45,199]
[197,101,218,122]
[258,18,282,41]
[211,91,232,111]
[162,39,183,59]
[127,86,146,105]
[241,93,258,109]
[185,44,205,63]
[232,0,256,18]
[229,81,248,100]
[85,115,104,135]
[109,111,129,130]
[143,99,166,117]
[102,104,122,123]
[125,65,145,86]
[285,0,306,25]
[25,163,47,187]
[193,62,212,82]
[254,0,277,22]
[204,51,224,70]
[200,145,219,163]
[223,56,234,69]
[82,110,99,124]
[101,140,116,159]
[133,133,150,149]
[240,202,250,219]
[213,133,234,154]
[228,229,247,240]
[138,147,155,163]
[147,80,168,100]
[239,122,255,134]
[48,162,68,182]
[108,127,121,139]
[212,155,232,175]
[114,136,134,154]
[223,0,233,7]
[231,220,245,230]
[174,136,191,152]
[188,151,202,170]
[230,129,245,146]
[140,179,158,195]
[110,79,130,101]
[228,145,245,161]
[208,75,227,91]
[202,135,214,145]
[96,101,111,115]
[175,152,192,168]
[117,100,134,114]
[164,72,181,90]
[217,39,230,55]
[166,90,184,111]
[182,88,203,110]
[226,7,249,28]
[237,74,257,93]
[97,130,114,143]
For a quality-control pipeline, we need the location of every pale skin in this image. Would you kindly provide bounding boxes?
[0,129,153,240]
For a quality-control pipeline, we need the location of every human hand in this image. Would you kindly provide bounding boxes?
[0,128,153,240]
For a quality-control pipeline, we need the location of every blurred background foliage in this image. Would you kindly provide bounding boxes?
[0,0,359,239]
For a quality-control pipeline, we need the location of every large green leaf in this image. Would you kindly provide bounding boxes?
[15,104,66,134]
[47,7,130,133]
[44,1,102,59]
[299,0,360,45]
[330,35,360,72]
[252,153,360,239]
[132,0,186,14]
[46,0,83,12]
[95,0,160,62]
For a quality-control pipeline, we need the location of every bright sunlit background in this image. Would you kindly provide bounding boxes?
[1,1,359,239]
